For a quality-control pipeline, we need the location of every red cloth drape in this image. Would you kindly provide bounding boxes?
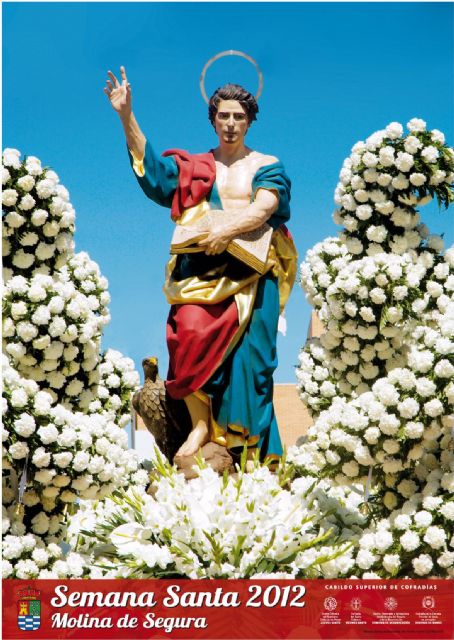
[162,148,216,221]
[165,300,239,399]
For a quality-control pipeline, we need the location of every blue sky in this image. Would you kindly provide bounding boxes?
[3,2,453,383]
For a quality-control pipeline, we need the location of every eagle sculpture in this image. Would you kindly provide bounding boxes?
[132,357,191,462]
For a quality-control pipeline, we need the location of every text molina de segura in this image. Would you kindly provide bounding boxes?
[50,612,209,633]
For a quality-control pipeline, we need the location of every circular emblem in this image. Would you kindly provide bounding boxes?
[324,596,338,611]
[384,597,398,611]
[422,596,435,609]
[199,50,263,104]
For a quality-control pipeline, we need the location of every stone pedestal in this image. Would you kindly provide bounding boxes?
[174,442,234,480]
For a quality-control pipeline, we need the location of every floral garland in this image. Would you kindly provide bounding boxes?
[334,118,453,257]
[292,118,454,577]
[2,149,140,419]
[2,149,75,280]
[2,346,143,509]
[2,149,144,578]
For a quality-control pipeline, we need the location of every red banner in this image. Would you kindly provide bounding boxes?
[3,579,453,639]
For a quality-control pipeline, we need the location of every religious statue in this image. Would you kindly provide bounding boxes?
[104,57,297,468]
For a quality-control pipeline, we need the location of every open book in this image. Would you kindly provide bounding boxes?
[170,210,273,275]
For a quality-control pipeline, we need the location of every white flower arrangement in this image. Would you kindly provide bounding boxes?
[2,149,144,572]
[349,467,454,578]
[1,470,88,578]
[66,454,351,579]
[2,149,75,281]
[292,121,454,577]
[2,529,86,579]
[299,240,452,408]
[2,356,141,508]
[2,533,86,579]
[3,267,109,405]
[333,119,453,258]
[294,279,453,490]
[2,150,140,417]
[85,349,140,427]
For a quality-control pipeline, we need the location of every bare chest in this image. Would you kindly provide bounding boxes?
[215,155,267,206]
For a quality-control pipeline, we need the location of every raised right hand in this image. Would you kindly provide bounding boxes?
[104,66,131,119]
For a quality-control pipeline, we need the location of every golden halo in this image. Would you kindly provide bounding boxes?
[199,50,263,104]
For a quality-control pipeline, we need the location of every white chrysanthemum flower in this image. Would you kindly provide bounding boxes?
[356,549,377,570]
[5,210,25,227]
[398,398,419,419]
[371,226,391,244]
[13,414,36,438]
[3,148,22,167]
[404,135,423,154]
[393,514,411,530]
[2,167,11,184]
[18,194,36,211]
[362,152,378,168]
[422,496,443,511]
[369,287,386,304]
[391,173,409,190]
[409,173,426,186]
[385,122,403,139]
[438,552,454,569]
[430,129,445,144]
[10,388,28,408]
[414,511,433,528]
[375,200,394,215]
[395,152,414,172]
[404,421,424,439]
[412,554,433,576]
[415,378,436,397]
[378,147,395,169]
[440,503,454,521]
[2,189,20,208]
[423,526,446,549]
[383,554,400,573]
[430,169,447,186]
[421,146,439,163]
[25,155,43,175]
[30,208,48,226]
[31,448,51,468]
[35,178,55,199]
[35,242,56,260]
[407,118,426,133]
[400,530,420,552]
[17,174,36,192]
[427,235,445,253]
[9,441,29,459]
[423,399,444,417]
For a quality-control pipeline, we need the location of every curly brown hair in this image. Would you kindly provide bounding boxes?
[208,84,259,127]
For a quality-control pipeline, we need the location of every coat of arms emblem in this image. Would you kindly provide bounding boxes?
[17,586,41,631]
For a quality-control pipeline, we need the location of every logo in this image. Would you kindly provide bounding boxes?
[350,597,362,611]
[17,586,41,631]
[324,596,337,611]
[384,597,398,611]
[422,596,435,609]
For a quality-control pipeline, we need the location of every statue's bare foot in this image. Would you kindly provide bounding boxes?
[175,423,209,458]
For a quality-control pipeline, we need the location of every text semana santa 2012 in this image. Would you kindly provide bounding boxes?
[50,584,307,609]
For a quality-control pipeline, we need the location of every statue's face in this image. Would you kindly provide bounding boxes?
[214,99,248,144]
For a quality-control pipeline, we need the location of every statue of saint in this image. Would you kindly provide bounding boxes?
[105,66,297,465]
